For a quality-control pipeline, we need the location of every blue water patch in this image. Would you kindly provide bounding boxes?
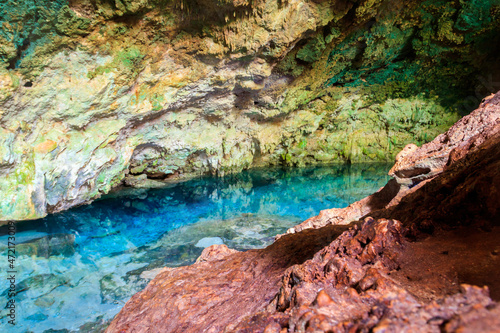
[0,164,391,332]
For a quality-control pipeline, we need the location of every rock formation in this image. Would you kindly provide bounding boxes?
[2,0,500,220]
[106,92,500,331]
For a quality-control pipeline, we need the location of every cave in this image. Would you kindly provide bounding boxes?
[0,0,499,332]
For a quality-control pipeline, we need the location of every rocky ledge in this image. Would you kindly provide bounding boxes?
[106,94,500,332]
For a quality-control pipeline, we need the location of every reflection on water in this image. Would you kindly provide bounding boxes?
[0,164,391,332]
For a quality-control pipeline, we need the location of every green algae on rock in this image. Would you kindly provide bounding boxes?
[1,0,500,220]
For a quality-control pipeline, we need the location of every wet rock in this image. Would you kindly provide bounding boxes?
[34,295,56,308]
[100,274,133,304]
[150,214,301,253]
[2,274,70,299]
[0,230,48,245]
[78,315,113,333]
[26,312,48,322]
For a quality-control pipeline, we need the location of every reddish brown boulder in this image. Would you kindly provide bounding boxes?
[372,125,500,234]
[389,93,500,183]
[195,244,239,263]
[232,219,500,333]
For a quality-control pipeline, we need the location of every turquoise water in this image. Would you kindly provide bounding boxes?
[0,164,391,332]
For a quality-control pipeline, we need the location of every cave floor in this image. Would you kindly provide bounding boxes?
[392,226,500,302]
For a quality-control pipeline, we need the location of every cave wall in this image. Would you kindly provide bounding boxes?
[0,0,499,220]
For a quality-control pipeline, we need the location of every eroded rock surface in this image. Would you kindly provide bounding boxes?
[108,218,500,332]
[232,220,499,333]
[388,92,500,185]
[374,122,500,234]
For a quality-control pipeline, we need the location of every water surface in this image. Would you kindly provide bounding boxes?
[0,164,391,332]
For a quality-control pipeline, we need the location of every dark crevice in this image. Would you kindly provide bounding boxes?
[7,38,31,70]
[113,13,144,26]
[341,1,363,27]
[352,40,368,69]
[7,57,18,70]
[394,31,418,62]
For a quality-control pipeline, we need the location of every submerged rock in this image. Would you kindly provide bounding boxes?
[2,273,71,299]
[16,233,76,258]
[108,217,500,332]
[100,274,134,304]
[107,223,349,332]
[149,214,302,253]
[195,237,224,248]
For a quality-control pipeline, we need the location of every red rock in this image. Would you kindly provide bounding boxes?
[195,244,239,263]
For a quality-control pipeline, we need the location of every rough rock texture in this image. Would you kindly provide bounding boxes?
[106,224,350,332]
[107,100,500,331]
[286,91,500,234]
[2,0,500,220]
[108,219,500,332]
[389,92,500,184]
[232,220,499,333]
[374,125,500,235]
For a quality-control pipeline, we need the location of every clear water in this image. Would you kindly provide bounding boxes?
[0,164,391,332]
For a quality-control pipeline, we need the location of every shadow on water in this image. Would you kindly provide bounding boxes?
[0,163,391,332]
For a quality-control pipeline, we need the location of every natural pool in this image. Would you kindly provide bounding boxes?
[0,164,391,333]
